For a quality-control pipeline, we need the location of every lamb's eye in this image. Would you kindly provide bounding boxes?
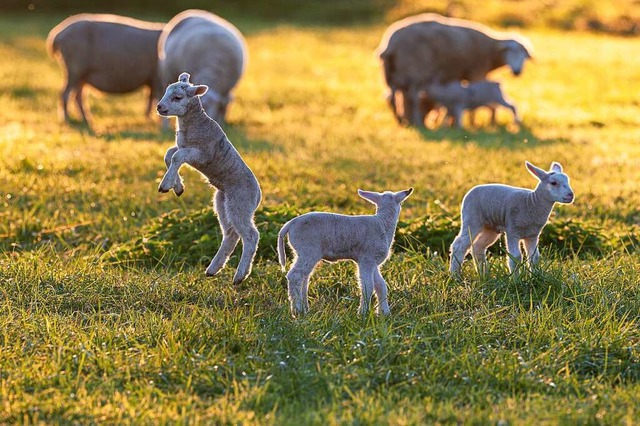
[172,95,183,101]
[550,181,558,186]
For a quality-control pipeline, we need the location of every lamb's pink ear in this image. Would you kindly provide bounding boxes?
[550,162,563,173]
[525,161,547,181]
[178,72,190,83]
[394,187,414,203]
[358,189,381,205]
[187,84,208,97]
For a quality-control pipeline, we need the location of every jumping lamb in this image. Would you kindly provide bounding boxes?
[156,73,261,285]
[158,9,247,126]
[422,80,520,129]
[46,14,164,125]
[377,13,532,126]
[450,162,574,277]
[278,188,413,317]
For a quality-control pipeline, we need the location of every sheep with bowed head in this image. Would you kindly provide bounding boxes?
[450,161,574,277]
[278,188,413,317]
[156,72,261,284]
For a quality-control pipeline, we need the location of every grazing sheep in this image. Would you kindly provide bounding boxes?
[156,73,261,285]
[422,80,520,129]
[278,188,413,317]
[46,14,164,125]
[377,13,532,126]
[158,9,246,126]
[450,162,574,277]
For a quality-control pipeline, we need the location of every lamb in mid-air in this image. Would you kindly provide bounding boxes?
[156,73,261,285]
[278,188,413,317]
[450,161,574,277]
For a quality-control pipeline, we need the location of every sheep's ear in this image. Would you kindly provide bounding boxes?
[187,84,208,97]
[525,161,548,181]
[394,187,413,203]
[178,72,190,83]
[358,189,381,205]
[550,162,563,173]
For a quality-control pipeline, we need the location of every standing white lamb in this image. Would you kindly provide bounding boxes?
[278,188,413,317]
[423,80,520,129]
[158,9,246,126]
[156,73,261,285]
[46,14,164,125]
[450,162,574,277]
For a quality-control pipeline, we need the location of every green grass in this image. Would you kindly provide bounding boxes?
[2,9,640,424]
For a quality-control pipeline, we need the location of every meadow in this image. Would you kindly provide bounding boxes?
[1,6,640,424]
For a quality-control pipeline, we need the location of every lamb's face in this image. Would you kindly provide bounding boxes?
[156,83,191,117]
[545,173,574,204]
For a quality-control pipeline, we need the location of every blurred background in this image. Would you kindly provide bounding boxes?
[3,0,640,34]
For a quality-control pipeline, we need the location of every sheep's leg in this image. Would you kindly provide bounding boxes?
[206,191,240,277]
[60,81,76,122]
[357,261,376,315]
[523,236,540,270]
[452,106,465,129]
[287,257,316,317]
[163,146,184,196]
[373,266,390,316]
[74,83,91,125]
[471,229,501,277]
[158,147,200,193]
[489,106,497,126]
[505,234,523,275]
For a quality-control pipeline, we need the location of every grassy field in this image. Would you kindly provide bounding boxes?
[1,8,640,424]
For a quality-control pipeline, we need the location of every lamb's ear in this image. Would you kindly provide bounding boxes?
[525,161,548,181]
[187,84,208,97]
[358,189,381,205]
[550,162,563,173]
[393,187,414,203]
[178,72,190,83]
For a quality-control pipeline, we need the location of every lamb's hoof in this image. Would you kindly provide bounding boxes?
[174,188,184,197]
[232,275,246,285]
[158,185,170,193]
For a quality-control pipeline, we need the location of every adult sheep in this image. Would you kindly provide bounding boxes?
[377,13,533,127]
[46,14,164,125]
[158,10,247,126]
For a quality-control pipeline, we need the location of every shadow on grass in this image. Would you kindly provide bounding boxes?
[416,124,569,150]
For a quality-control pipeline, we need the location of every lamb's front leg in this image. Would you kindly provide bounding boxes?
[357,261,376,316]
[162,146,184,196]
[158,147,200,194]
[523,236,541,270]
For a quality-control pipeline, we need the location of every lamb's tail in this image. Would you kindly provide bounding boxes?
[277,219,294,271]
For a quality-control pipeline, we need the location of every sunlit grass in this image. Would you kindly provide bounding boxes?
[1,11,640,424]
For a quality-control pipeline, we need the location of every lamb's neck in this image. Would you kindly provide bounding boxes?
[375,206,401,242]
[526,186,556,219]
[177,104,209,131]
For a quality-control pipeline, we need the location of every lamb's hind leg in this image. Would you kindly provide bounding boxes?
[226,194,260,285]
[206,191,240,277]
[471,228,501,277]
[74,83,91,125]
[449,223,476,276]
[287,256,317,317]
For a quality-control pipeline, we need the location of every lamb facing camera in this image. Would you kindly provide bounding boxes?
[156,72,261,285]
[450,161,574,277]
